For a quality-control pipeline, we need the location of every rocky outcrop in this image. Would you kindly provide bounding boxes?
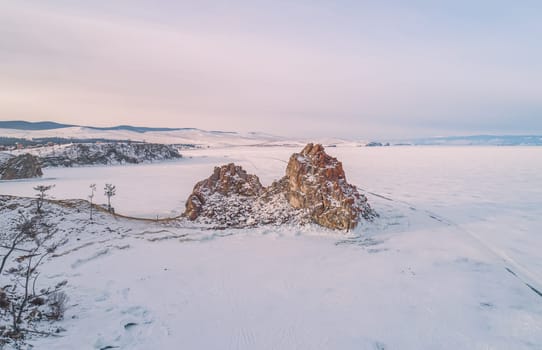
[184,163,303,227]
[190,163,263,198]
[33,143,181,167]
[184,163,264,222]
[0,154,43,180]
[275,143,375,230]
[184,144,376,230]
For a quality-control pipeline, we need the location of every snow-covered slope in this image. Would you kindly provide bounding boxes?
[0,126,290,148]
[0,122,365,148]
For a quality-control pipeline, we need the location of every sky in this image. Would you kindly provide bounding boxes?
[1,0,541,138]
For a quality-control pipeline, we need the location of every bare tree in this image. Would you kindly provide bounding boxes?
[104,184,116,213]
[0,213,67,344]
[0,214,35,276]
[88,184,96,220]
[33,185,54,214]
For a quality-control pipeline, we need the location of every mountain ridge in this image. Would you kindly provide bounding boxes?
[0,120,199,133]
[1,120,541,146]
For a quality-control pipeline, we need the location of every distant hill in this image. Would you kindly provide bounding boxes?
[0,120,287,147]
[0,120,197,133]
[0,121,75,130]
[87,125,199,133]
[2,120,540,147]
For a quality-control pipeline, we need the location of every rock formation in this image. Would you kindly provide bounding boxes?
[184,144,376,230]
[273,143,375,230]
[0,154,43,180]
[184,163,264,223]
[40,143,181,167]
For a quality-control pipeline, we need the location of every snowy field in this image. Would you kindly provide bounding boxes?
[1,145,542,349]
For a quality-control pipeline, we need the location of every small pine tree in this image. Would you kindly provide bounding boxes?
[104,184,116,212]
[88,184,96,220]
[33,185,54,213]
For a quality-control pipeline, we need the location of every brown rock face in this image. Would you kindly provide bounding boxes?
[184,144,376,230]
[0,154,43,180]
[277,143,375,230]
[184,163,263,221]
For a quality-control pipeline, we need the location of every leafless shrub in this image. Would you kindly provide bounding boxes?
[46,291,68,321]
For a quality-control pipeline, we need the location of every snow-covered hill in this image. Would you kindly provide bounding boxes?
[2,121,542,147]
[0,125,290,148]
[0,121,364,148]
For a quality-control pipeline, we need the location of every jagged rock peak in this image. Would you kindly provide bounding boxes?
[301,142,326,156]
[196,163,263,197]
[281,143,376,230]
[0,153,43,180]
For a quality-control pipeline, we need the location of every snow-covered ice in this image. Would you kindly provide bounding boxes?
[1,145,542,349]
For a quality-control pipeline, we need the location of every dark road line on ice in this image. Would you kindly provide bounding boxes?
[506,267,542,299]
[526,283,542,298]
[505,267,518,277]
[366,191,394,201]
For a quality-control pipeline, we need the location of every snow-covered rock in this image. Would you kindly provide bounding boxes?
[277,143,377,230]
[17,143,182,168]
[0,153,43,180]
[184,163,264,221]
[184,163,307,227]
[184,144,375,230]
[0,152,13,164]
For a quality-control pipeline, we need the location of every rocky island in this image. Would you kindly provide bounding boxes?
[184,143,376,230]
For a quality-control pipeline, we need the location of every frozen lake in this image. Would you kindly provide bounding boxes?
[3,146,541,217]
[2,145,542,349]
[2,145,542,284]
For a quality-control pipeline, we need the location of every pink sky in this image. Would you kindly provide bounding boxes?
[1,1,541,138]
